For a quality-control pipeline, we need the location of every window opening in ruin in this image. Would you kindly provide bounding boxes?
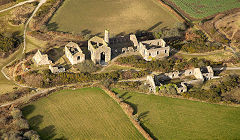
[165,50,167,53]
[100,52,105,63]
[77,56,81,60]
[157,51,159,55]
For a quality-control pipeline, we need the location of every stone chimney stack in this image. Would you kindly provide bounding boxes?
[104,29,109,44]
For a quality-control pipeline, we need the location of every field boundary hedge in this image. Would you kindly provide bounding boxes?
[100,86,153,140]
[157,0,190,23]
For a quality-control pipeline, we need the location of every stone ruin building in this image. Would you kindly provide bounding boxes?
[32,30,172,72]
[109,34,139,55]
[65,42,85,65]
[87,30,171,64]
[49,65,65,74]
[146,66,216,94]
[88,30,111,65]
[109,33,170,61]
[138,39,170,61]
[32,50,52,65]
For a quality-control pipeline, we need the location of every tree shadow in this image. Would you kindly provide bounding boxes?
[22,105,67,140]
[81,29,91,36]
[112,90,158,139]
[138,111,150,121]
[47,22,59,31]
[22,105,35,118]
[116,91,138,115]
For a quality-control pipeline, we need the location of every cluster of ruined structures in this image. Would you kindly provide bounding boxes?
[146,66,218,94]
[31,30,219,94]
[32,30,170,73]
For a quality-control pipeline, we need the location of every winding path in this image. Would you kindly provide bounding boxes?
[0,0,48,107]
[0,88,53,107]
[0,0,46,82]
[0,0,36,13]
[23,0,47,54]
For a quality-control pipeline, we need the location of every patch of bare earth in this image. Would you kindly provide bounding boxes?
[8,3,35,26]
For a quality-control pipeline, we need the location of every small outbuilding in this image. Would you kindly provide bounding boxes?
[138,39,170,61]
[65,42,85,65]
[49,65,65,74]
[32,50,52,65]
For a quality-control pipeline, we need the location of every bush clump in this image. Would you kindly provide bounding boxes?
[116,55,222,72]
[182,75,240,103]
[74,60,101,73]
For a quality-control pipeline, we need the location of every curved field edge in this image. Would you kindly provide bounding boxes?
[48,0,182,36]
[21,87,145,140]
[112,88,240,140]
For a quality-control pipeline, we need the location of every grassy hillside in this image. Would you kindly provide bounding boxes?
[164,0,240,19]
[22,87,145,140]
[0,5,25,94]
[49,0,181,36]
[113,88,240,140]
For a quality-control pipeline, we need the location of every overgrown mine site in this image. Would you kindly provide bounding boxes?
[0,0,240,139]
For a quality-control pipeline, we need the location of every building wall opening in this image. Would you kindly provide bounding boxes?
[100,52,105,63]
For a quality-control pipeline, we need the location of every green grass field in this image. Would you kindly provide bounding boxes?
[49,0,181,36]
[113,88,240,140]
[165,0,240,19]
[22,87,145,140]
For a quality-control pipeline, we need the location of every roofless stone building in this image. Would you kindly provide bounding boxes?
[32,50,52,65]
[88,30,111,65]
[65,42,85,65]
[138,39,170,61]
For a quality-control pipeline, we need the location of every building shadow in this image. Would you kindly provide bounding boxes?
[146,21,163,32]
[46,46,65,63]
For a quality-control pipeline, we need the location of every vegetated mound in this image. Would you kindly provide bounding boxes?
[48,0,182,36]
[162,0,240,20]
[0,32,22,58]
[113,88,240,140]
[22,87,145,140]
[215,11,240,47]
